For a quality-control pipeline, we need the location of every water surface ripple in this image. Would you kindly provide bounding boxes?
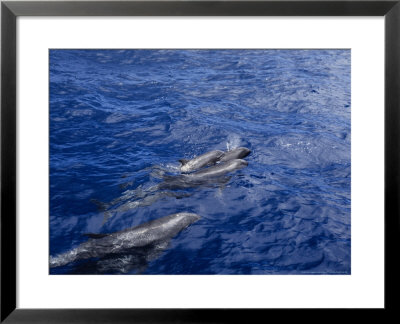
[50,49,351,274]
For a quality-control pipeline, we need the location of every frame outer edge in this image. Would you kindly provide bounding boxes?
[385,1,400,313]
[1,2,17,323]
[1,0,399,323]
[2,1,399,16]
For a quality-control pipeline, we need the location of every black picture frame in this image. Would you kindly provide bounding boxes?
[1,0,399,322]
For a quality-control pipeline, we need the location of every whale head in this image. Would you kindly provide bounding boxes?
[235,147,251,159]
[173,212,201,227]
[231,159,248,169]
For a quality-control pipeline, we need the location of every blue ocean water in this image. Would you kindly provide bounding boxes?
[49,49,351,275]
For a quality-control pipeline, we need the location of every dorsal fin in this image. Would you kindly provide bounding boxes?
[179,159,189,166]
[82,233,109,239]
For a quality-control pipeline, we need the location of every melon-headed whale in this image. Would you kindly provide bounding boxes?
[219,147,251,163]
[49,212,200,269]
[159,159,248,190]
[178,147,251,173]
[179,150,224,173]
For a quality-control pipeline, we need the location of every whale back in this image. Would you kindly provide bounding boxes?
[180,150,224,173]
[120,212,200,238]
[97,212,200,249]
[219,147,251,163]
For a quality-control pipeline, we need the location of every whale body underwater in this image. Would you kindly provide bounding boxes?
[94,159,248,224]
[49,212,200,269]
[90,148,251,223]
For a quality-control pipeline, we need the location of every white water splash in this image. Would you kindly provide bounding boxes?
[165,163,181,172]
[226,134,242,151]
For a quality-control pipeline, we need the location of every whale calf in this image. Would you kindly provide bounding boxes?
[179,150,224,173]
[190,158,248,178]
[219,147,251,163]
[49,212,200,268]
[159,159,248,190]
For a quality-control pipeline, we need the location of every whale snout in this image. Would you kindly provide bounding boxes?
[238,147,251,158]
[176,212,201,224]
[234,159,248,167]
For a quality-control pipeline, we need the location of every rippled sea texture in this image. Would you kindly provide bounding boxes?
[50,49,351,274]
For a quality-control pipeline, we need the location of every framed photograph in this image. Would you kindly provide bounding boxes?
[1,0,399,322]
